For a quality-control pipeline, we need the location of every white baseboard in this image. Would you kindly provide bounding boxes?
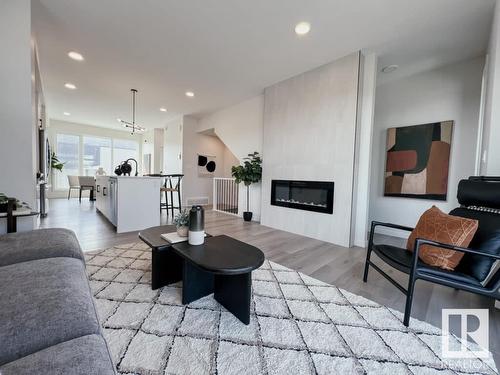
[354,238,368,248]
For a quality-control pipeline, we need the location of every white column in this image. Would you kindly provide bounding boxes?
[0,0,36,233]
[351,51,378,247]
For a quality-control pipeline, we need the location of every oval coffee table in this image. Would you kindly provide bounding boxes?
[171,235,264,324]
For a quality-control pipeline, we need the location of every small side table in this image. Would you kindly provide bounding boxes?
[0,199,39,233]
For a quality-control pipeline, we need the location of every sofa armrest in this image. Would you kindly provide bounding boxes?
[0,228,84,267]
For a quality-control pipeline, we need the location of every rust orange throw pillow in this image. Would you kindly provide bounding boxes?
[407,206,478,270]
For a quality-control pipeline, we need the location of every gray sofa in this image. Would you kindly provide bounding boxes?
[0,228,116,374]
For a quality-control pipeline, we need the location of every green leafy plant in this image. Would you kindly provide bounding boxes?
[0,193,8,207]
[51,151,65,172]
[0,193,22,209]
[231,152,262,212]
[173,209,190,227]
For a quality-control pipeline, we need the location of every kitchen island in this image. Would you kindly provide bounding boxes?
[95,176,162,233]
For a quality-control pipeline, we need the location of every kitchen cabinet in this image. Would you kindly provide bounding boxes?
[95,176,161,233]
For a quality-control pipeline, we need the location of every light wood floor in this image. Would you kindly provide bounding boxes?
[39,198,500,366]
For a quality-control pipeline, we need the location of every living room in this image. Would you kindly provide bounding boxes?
[1,0,500,374]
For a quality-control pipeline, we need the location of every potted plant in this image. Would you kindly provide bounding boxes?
[0,193,22,213]
[173,209,190,237]
[231,152,262,222]
[51,151,65,172]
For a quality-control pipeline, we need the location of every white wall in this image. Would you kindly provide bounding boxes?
[153,128,164,173]
[369,57,484,237]
[0,0,36,233]
[142,128,164,174]
[142,129,154,173]
[481,1,500,175]
[197,96,264,160]
[261,53,360,247]
[163,117,183,174]
[197,95,264,220]
[181,116,235,207]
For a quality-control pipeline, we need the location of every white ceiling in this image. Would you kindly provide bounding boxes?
[32,0,495,131]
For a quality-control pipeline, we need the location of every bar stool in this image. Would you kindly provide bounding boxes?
[160,174,183,217]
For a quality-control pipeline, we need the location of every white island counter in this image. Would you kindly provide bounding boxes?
[95,176,162,233]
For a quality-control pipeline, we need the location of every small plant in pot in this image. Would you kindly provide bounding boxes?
[0,193,22,213]
[231,152,262,222]
[173,209,190,237]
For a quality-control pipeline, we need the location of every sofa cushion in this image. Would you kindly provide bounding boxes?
[0,228,83,267]
[0,257,101,365]
[0,334,116,375]
[407,206,478,270]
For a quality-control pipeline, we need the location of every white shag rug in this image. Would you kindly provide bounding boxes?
[85,241,498,375]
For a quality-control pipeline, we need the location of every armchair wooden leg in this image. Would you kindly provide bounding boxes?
[79,188,82,203]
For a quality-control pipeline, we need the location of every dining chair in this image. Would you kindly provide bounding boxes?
[67,175,80,199]
[78,176,96,202]
[160,174,183,217]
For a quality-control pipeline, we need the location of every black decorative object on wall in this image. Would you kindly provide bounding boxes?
[271,180,334,214]
[206,161,216,173]
[198,154,216,176]
[198,155,208,167]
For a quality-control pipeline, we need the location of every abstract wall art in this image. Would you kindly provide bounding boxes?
[198,154,216,177]
[384,121,453,200]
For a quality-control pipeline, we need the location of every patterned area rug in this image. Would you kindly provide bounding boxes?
[85,242,498,375]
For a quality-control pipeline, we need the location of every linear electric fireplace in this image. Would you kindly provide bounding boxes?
[271,180,334,214]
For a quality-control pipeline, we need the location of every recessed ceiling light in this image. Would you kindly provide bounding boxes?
[63,112,71,116]
[381,65,399,73]
[185,91,195,97]
[116,118,122,122]
[160,107,167,112]
[64,82,76,90]
[68,51,84,61]
[295,22,311,36]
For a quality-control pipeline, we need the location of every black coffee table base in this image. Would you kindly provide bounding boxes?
[214,273,251,325]
[151,247,183,290]
[182,260,252,324]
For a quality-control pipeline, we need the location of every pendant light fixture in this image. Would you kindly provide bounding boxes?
[120,89,145,134]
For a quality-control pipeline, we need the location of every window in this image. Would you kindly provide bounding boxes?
[55,134,79,189]
[83,136,112,176]
[113,139,139,169]
[53,133,140,190]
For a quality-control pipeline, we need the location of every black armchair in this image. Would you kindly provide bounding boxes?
[363,177,500,326]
